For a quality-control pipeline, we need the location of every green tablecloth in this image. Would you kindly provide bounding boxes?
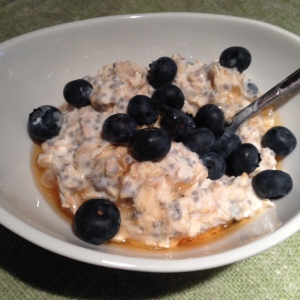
[1,1,300,299]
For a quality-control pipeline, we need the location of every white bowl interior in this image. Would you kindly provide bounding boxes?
[1,13,300,272]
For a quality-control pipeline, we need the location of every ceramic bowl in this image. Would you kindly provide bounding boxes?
[1,13,300,272]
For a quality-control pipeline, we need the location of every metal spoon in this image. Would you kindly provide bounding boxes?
[224,68,300,133]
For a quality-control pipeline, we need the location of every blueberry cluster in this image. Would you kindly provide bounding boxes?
[102,86,185,161]
[102,58,186,162]
[28,79,93,142]
[100,54,252,180]
[101,52,296,201]
[175,105,261,180]
[253,126,296,199]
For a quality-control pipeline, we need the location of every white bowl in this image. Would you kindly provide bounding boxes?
[1,13,300,273]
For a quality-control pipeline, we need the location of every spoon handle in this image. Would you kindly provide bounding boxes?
[225,68,300,133]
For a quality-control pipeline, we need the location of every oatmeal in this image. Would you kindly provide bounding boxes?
[36,54,278,249]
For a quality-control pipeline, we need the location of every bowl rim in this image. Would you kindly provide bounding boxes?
[1,11,300,47]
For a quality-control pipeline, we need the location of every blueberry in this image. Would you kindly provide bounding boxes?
[147,57,177,88]
[252,170,293,199]
[201,152,226,180]
[129,128,171,161]
[160,108,195,142]
[219,46,251,73]
[28,105,63,142]
[102,113,137,145]
[229,143,260,175]
[245,81,259,99]
[127,95,158,126]
[151,83,185,114]
[212,132,242,159]
[63,79,93,107]
[262,126,297,156]
[182,128,215,157]
[74,199,121,245]
[194,104,225,136]
[225,157,239,177]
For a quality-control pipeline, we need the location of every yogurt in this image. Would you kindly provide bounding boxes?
[37,54,276,249]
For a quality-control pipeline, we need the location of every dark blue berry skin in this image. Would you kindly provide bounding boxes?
[252,170,293,199]
[229,143,260,175]
[28,105,63,142]
[151,84,185,114]
[225,157,239,177]
[219,47,251,73]
[74,199,121,245]
[127,95,158,126]
[262,126,297,156]
[63,79,93,107]
[129,127,171,161]
[212,132,242,159]
[102,113,137,145]
[160,108,195,142]
[194,104,225,136]
[147,57,177,88]
[201,152,226,180]
[182,128,215,157]
[245,81,259,99]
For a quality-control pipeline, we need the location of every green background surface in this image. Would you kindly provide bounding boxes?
[1,1,300,299]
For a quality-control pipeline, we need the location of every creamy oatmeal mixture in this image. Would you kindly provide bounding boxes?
[37,54,276,249]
